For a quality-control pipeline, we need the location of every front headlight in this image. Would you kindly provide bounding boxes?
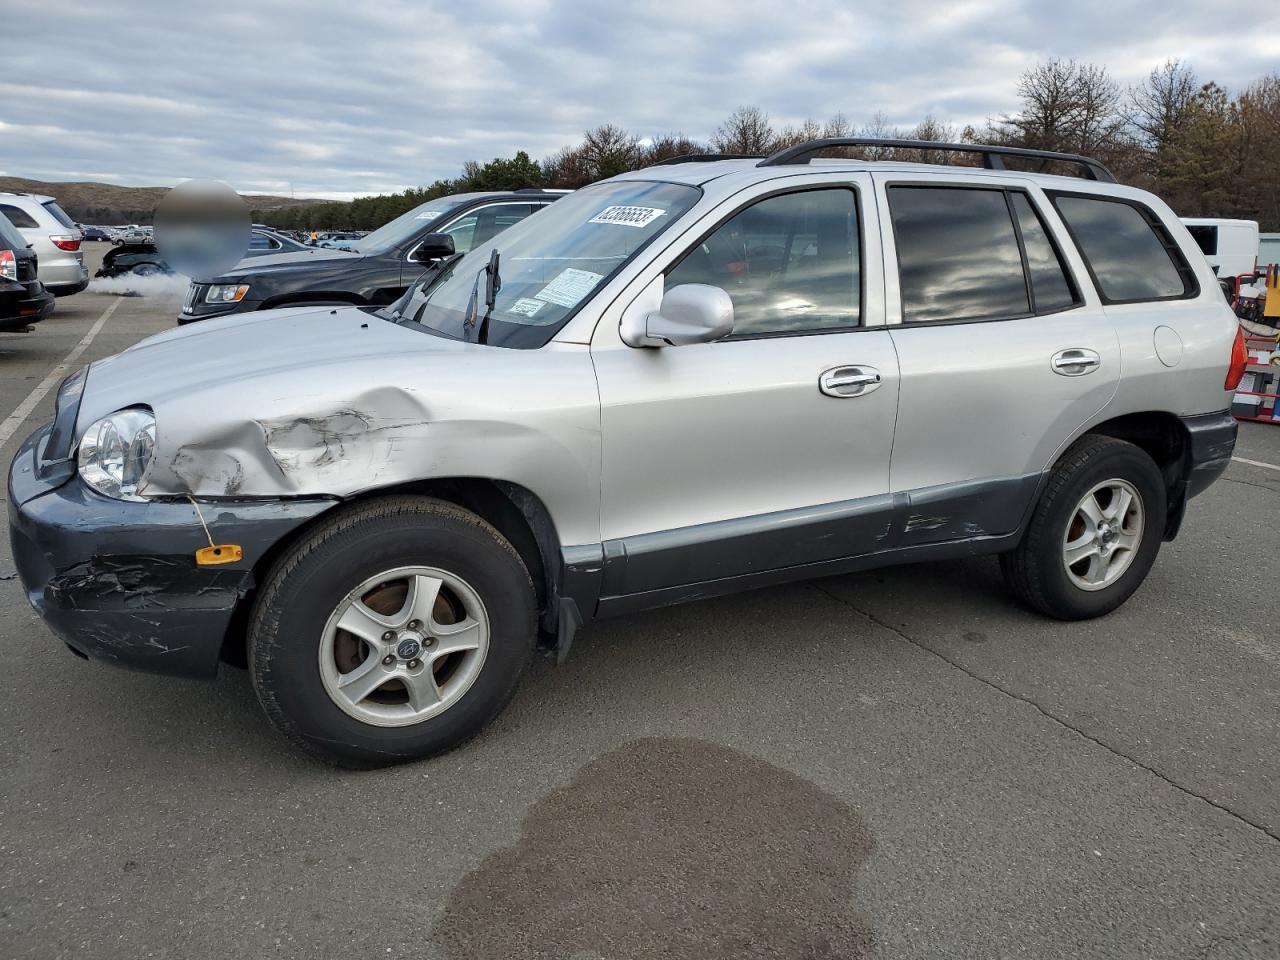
[205,283,249,304]
[77,409,156,501]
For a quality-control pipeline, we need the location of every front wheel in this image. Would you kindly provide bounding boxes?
[248,497,536,767]
[1000,436,1166,620]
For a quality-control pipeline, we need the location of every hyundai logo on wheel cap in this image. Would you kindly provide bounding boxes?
[396,638,422,660]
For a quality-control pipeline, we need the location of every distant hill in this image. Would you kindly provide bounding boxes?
[0,176,327,226]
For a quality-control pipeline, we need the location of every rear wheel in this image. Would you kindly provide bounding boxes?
[248,496,536,767]
[1000,436,1166,620]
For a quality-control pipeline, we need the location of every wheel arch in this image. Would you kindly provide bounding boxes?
[1067,410,1191,540]
[221,478,564,668]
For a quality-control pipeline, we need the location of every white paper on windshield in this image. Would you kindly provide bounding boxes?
[588,205,666,228]
[534,268,604,308]
[507,297,545,318]
[414,211,443,221]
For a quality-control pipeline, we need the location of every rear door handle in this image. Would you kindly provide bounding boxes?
[1051,349,1101,376]
[820,365,882,398]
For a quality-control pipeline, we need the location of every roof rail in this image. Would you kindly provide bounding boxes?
[652,153,764,166]
[756,138,1116,183]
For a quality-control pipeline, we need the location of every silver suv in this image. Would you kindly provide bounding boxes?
[0,193,89,296]
[8,139,1241,766]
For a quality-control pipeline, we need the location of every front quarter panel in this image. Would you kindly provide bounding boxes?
[107,336,603,547]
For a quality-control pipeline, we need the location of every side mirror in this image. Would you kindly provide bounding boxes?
[412,233,455,262]
[623,283,733,347]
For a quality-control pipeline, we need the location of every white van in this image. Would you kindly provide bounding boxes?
[1181,218,1259,279]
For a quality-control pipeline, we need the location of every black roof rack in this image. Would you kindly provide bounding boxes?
[652,153,764,166]
[756,138,1116,182]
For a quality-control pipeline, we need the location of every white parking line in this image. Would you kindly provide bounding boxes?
[1232,456,1280,473]
[0,297,122,449]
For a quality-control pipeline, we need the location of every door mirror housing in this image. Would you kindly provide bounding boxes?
[412,233,455,262]
[623,283,734,347]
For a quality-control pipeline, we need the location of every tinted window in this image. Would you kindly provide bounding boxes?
[890,187,1028,322]
[1052,195,1192,301]
[1186,225,1217,256]
[0,204,39,229]
[666,188,860,336]
[248,233,280,250]
[1010,193,1077,313]
[42,200,76,229]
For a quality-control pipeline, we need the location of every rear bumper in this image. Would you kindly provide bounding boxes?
[41,259,89,294]
[0,280,54,330]
[1181,411,1237,500]
[8,424,338,678]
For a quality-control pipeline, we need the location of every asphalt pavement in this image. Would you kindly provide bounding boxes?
[1,247,1277,959]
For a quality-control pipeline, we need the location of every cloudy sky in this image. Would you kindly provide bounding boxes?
[3,0,1278,200]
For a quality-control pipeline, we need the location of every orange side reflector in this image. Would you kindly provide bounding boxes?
[196,544,243,566]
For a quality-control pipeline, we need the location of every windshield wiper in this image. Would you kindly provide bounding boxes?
[385,252,464,323]
[477,249,501,345]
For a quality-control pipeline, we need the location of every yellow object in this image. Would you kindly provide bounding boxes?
[196,544,243,566]
[1265,264,1280,319]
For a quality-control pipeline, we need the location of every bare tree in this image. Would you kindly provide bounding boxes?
[711,106,777,154]
[994,58,1126,157]
[1128,59,1200,153]
[642,132,706,163]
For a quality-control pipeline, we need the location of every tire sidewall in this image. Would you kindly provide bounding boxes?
[252,510,534,765]
[1034,445,1166,618]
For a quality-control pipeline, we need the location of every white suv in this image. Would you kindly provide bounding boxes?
[9,139,1242,766]
[0,193,88,297]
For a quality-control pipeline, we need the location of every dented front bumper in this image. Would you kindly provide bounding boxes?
[8,424,337,678]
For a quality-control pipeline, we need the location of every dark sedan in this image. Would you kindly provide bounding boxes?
[0,211,55,331]
[177,189,565,324]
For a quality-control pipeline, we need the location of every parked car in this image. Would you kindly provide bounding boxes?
[0,193,88,297]
[245,228,310,257]
[9,141,1239,767]
[95,244,171,279]
[177,190,565,324]
[317,231,363,249]
[0,210,54,331]
[81,226,111,242]
[112,226,153,246]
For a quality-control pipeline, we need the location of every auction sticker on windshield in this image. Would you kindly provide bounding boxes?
[589,205,666,228]
[415,211,443,220]
[507,297,545,318]
[535,268,603,307]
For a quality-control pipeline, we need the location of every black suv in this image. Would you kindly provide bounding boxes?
[178,189,566,324]
[0,210,54,332]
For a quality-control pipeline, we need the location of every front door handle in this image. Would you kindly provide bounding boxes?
[820,365,882,398]
[1051,349,1101,376]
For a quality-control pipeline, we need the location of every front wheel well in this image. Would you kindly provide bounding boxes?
[221,480,561,669]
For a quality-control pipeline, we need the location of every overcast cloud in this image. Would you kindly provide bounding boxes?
[3,0,1278,199]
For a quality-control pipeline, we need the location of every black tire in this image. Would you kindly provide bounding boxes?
[1000,435,1166,620]
[248,496,536,767]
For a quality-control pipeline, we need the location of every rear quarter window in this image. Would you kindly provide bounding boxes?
[1050,193,1197,303]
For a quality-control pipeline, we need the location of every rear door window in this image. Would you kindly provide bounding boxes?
[1050,194,1196,302]
[1010,193,1077,313]
[0,212,28,249]
[0,204,39,229]
[889,186,1029,322]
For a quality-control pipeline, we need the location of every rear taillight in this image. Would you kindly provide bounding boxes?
[0,249,15,281]
[51,235,81,252]
[1225,326,1247,391]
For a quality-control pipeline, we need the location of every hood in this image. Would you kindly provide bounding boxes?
[213,246,362,279]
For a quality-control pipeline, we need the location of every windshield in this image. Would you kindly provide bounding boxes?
[354,195,471,255]
[392,180,701,348]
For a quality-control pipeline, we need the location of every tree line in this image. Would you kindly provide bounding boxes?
[253,59,1280,232]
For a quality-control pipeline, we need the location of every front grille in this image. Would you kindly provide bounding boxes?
[183,283,203,312]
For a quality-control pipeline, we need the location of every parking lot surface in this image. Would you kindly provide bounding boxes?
[2,248,1278,959]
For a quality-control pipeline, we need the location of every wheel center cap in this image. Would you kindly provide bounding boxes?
[396,636,423,660]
